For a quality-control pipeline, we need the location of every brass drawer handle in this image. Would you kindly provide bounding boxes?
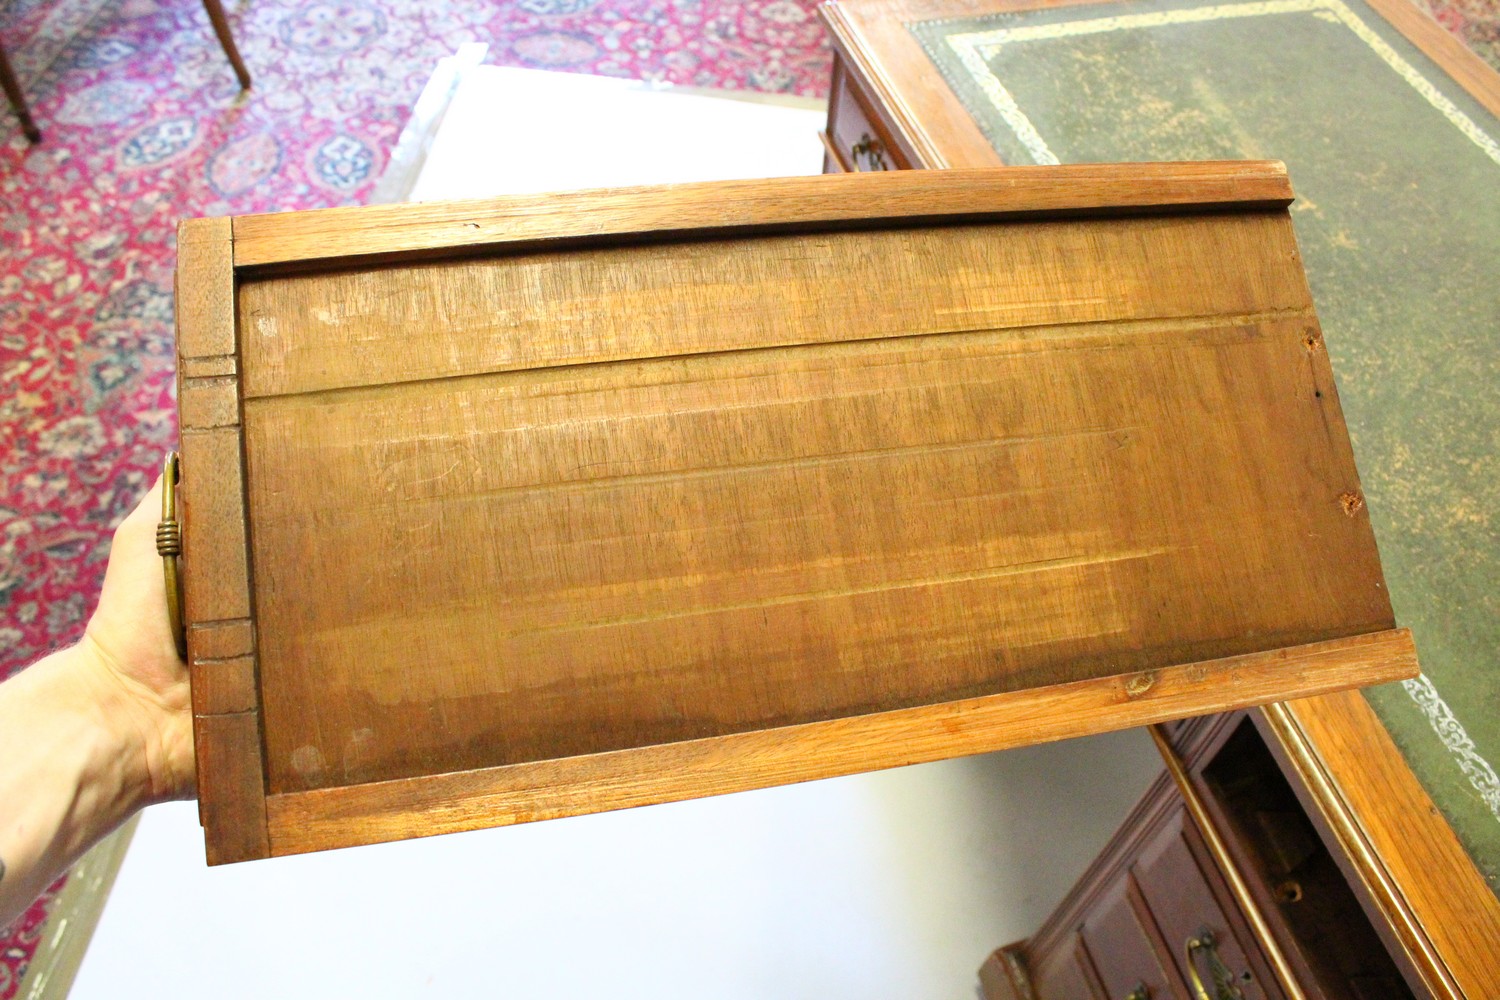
[1185,930,1244,1000]
[157,450,187,659]
[1186,932,1214,1000]
[850,132,889,171]
[1150,726,1305,1000]
[1123,984,1150,1000]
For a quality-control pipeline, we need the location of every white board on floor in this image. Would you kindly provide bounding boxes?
[407,66,828,201]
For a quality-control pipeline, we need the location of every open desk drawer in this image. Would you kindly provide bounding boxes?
[173,165,1415,863]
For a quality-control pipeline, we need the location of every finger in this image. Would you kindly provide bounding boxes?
[121,475,166,533]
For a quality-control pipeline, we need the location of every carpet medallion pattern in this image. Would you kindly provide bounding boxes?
[0,0,830,988]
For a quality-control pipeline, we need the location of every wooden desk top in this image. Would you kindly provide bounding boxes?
[823,0,1500,166]
[819,0,1500,991]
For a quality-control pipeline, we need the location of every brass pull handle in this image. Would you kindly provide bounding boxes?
[1150,727,1303,1000]
[157,450,187,659]
[1123,984,1150,1000]
[850,132,888,171]
[1185,932,1215,1000]
[1185,930,1244,1000]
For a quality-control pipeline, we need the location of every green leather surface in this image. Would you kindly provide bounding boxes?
[912,0,1500,894]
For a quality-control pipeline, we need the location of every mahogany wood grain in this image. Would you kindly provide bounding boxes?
[188,616,257,718]
[1011,750,1293,1000]
[238,205,1391,796]
[227,162,1292,269]
[177,217,270,862]
[978,945,1036,1000]
[1021,771,1180,996]
[261,631,1413,856]
[186,618,253,660]
[1079,877,1177,1000]
[1133,796,1287,1000]
[179,354,237,379]
[175,218,236,357]
[190,656,258,717]
[193,712,270,865]
[1152,726,1308,1000]
[179,169,1414,861]
[1191,717,1425,998]
[984,939,1098,1000]
[1070,936,1112,1000]
[178,375,239,430]
[237,210,1306,398]
[178,428,250,626]
[176,220,250,628]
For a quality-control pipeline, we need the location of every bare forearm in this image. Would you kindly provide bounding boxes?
[0,644,153,928]
[0,477,194,927]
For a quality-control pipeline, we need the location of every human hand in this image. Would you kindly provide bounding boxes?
[77,476,195,803]
[0,477,196,927]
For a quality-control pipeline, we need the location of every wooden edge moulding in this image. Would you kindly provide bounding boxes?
[1256,693,1500,998]
[263,632,1414,858]
[174,165,1417,864]
[228,161,1292,268]
[177,216,270,863]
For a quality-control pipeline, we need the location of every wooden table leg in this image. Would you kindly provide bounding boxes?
[201,0,251,90]
[0,37,41,143]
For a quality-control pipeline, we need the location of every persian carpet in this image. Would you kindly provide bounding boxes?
[0,0,830,991]
[0,0,1495,993]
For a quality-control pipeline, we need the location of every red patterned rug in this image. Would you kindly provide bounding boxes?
[1421,0,1500,62]
[0,0,1495,992]
[0,0,830,990]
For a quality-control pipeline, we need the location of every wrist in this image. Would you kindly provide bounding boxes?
[66,637,193,809]
[37,646,156,822]
[0,645,166,927]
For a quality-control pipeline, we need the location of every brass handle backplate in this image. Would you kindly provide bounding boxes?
[157,451,186,659]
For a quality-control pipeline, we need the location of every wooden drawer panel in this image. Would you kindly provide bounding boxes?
[1031,939,1106,1000]
[1079,884,1177,1000]
[1133,808,1283,1000]
[177,167,1417,863]
[826,56,911,171]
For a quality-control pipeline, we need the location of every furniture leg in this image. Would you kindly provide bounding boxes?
[201,0,251,90]
[0,37,40,143]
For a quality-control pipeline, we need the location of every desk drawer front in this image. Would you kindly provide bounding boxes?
[827,57,910,172]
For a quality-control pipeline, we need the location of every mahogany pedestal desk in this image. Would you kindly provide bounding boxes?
[814,0,1500,996]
